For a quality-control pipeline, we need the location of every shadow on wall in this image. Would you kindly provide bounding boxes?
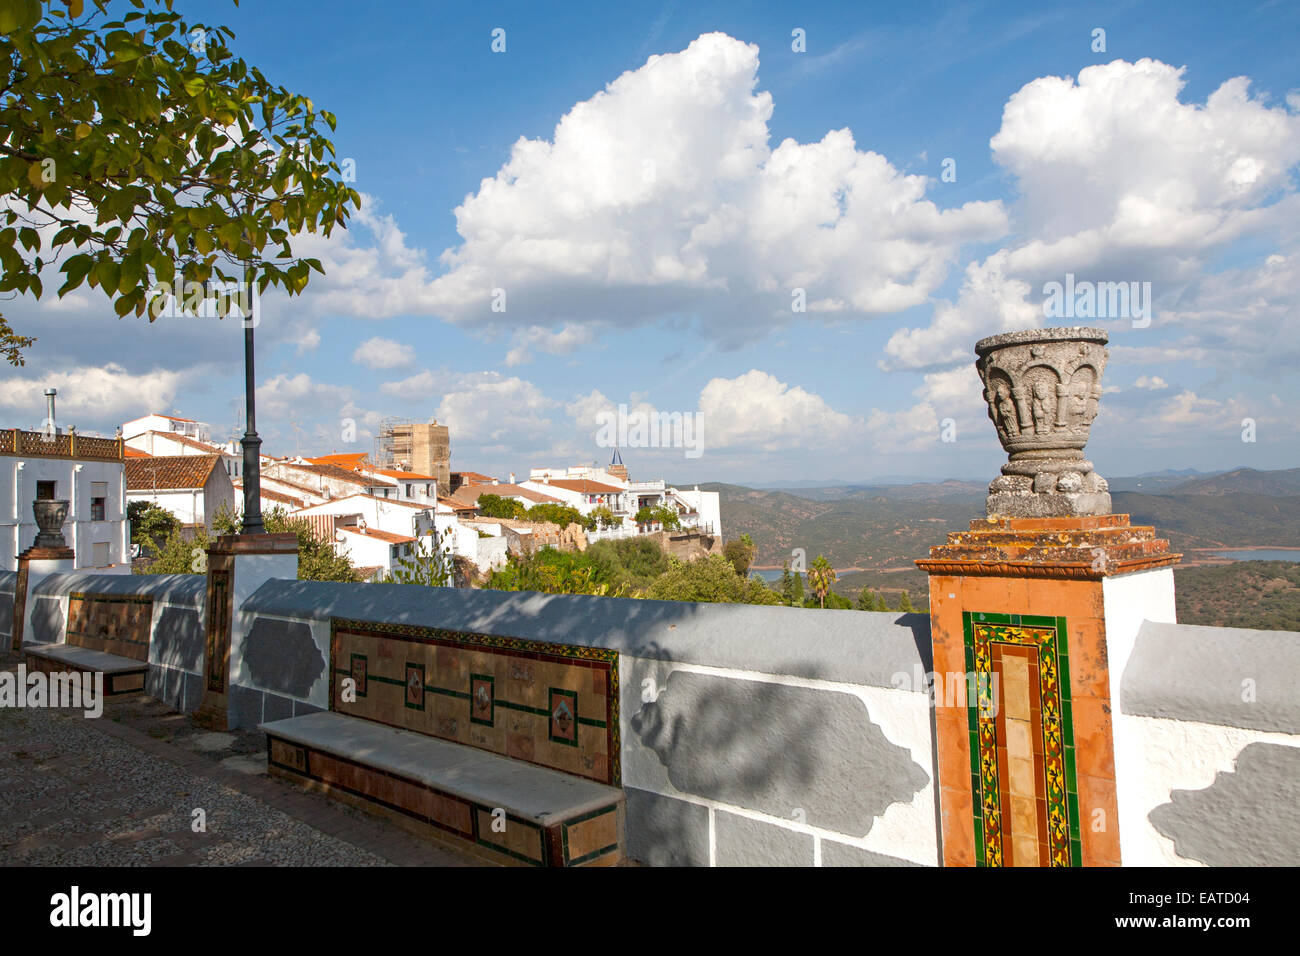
[631,663,929,835]
[1149,742,1300,867]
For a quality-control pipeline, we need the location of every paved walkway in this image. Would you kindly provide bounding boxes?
[0,653,484,866]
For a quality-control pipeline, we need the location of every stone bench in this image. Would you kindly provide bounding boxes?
[262,711,625,866]
[24,642,148,696]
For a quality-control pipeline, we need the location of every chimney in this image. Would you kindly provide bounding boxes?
[43,387,58,436]
[509,472,516,484]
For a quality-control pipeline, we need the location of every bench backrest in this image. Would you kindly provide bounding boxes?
[329,618,620,786]
[65,591,153,662]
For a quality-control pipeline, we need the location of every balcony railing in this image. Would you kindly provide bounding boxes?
[0,429,124,462]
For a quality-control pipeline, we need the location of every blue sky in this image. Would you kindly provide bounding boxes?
[5,0,1299,485]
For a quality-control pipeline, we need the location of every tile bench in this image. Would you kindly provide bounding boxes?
[262,711,625,866]
[24,642,149,696]
[22,590,154,696]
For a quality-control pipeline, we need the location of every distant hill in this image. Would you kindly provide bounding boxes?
[1167,467,1300,496]
[1106,469,1217,493]
[702,481,977,570]
[1175,561,1300,631]
[776,480,986,503]
[1112,492,1300,553]
[708,477,1300,575]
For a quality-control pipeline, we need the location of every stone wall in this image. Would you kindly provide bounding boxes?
[1114,619,1300,866]
[239,581,940,866]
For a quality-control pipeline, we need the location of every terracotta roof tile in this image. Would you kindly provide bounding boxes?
[337,526,414,544]
[135,430,229,455]
[233,481,304,509]
[377,469,439,481]
[125,455,220,491]
[284,462,394,486]
[536,478,623,494]
[307,453,371,471]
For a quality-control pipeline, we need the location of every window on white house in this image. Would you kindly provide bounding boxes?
[406,484,412,496]
[36,480,56,500]
[91,481,108,521]
[92,541,110,566]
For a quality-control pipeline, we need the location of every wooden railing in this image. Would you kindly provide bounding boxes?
[0,429,124,462]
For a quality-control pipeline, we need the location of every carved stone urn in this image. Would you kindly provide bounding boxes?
[975,326,1111,518]
[32,499,70,549]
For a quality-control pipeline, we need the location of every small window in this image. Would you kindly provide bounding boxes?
[92,541,110,566]
[36,480,56,501]
[91,481,107,521]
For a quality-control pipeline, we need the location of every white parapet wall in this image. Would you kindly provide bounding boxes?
[237,581,941,867]
[1114,618,1300,866]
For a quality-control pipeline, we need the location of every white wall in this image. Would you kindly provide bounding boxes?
[127,488,205,526]
[293,494,429,538]
[1103,568,1178,864]
[621,656,939,866]
[0,457,128,571]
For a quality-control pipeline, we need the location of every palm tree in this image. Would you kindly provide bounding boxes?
[808,554,836,609]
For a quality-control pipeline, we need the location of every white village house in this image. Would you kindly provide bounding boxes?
[0,425,130,572]
[125,454,236,529]
[122,412,242,479]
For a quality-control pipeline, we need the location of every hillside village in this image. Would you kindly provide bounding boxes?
[2,0,1296,884]
[83,408,722,584]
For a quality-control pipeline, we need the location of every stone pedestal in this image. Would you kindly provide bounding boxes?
[10,544,76,651]
[195,533,298,730]
[918,514,1179,867]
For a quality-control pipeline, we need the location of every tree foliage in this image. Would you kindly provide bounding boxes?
[476,493,527,520]
[723,532,756,577]
[646,553,780,605]
[382,529,453,587]
[524,501,592,531]
[0,0,360,358]
[476,494,594,531]
[126,498,179,555]
[583,536,669,593]
[210,504,359,581]
[807,554,836,609]
[484,546,617,596]
[634,503,680,530]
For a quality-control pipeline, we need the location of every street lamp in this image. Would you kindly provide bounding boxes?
[239,267,264,536]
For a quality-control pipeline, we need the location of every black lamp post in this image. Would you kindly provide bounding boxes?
[239,273,264,536]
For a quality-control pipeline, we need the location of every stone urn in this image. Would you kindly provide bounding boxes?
[32,499,70,549]
[975,327,1111,518]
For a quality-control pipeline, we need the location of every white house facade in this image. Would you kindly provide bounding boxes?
[0,428,129,572]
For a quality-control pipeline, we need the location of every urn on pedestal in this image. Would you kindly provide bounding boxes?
[975,326,1111,518]
[32,499,70,549]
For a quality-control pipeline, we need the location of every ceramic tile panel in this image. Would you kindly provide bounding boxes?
[65,592,153,661]
[964,611,1081,867]
[329,619,620,785]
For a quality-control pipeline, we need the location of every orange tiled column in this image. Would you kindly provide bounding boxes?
[918,514,1178,866]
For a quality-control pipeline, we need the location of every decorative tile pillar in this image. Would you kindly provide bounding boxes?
[919,327,1179,866]
[195,533,297,729]
[920,516,1179,866]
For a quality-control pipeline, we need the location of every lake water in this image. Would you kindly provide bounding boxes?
[1209,549,1300,562]
[751,569,784,582]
